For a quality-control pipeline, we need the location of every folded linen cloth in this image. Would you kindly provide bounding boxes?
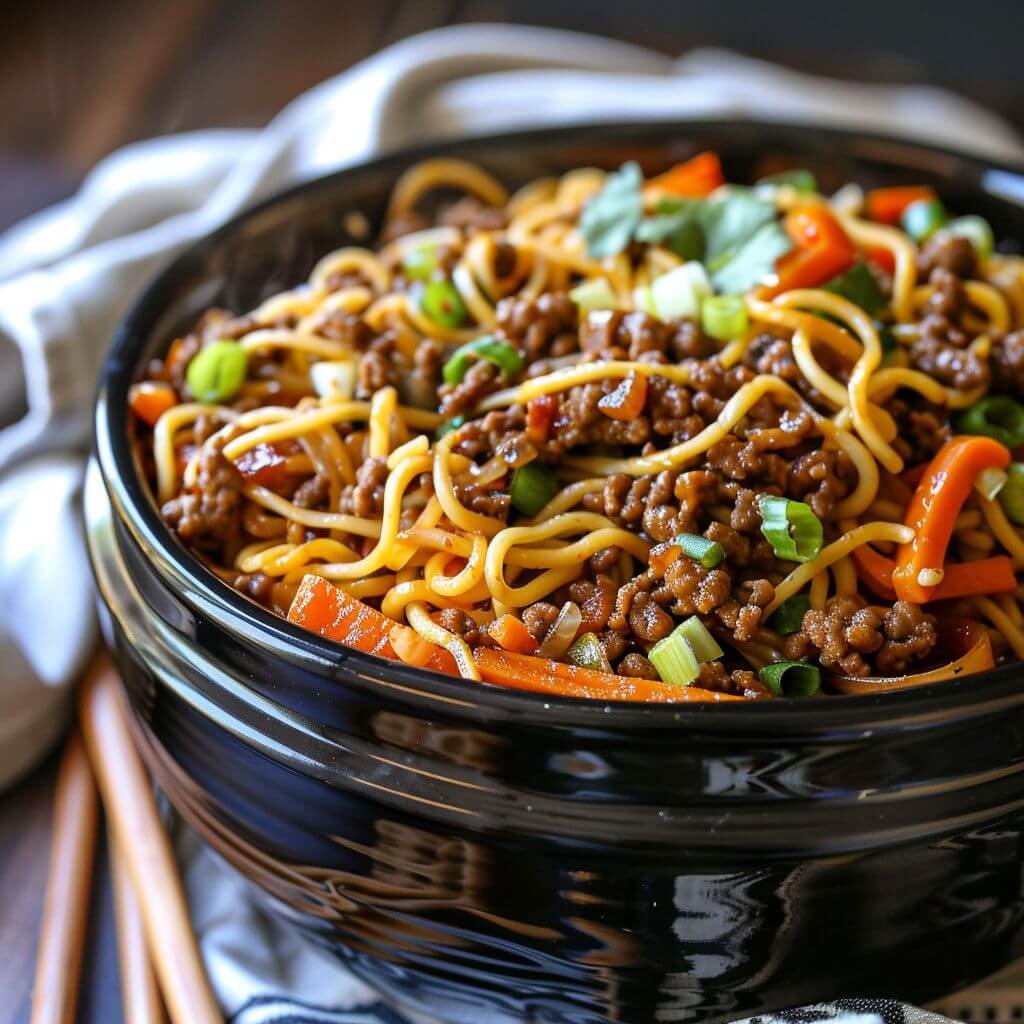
[3,21,1023,1020]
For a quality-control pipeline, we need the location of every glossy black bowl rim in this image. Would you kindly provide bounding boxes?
[94,117,1024,730]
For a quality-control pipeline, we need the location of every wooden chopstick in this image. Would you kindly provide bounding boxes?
[111,829,166,1024]
[78,653,222,1024]
[30,728,99,1024]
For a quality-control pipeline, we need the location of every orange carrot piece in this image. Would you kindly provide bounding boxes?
[865,245,896,274]
[852,544,1016,602]
[598,373,648,421]
[473,647,742,703]
[761,206,856,299]
[646,152,725,197]
[128,382,177,427]
[288,575,458,676]
[892,436,1011,603]
[487,614,539,655]
[866,185,936,225]
[390,624,440,668]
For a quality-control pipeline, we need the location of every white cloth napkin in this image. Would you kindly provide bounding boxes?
[2,21,1022,1018]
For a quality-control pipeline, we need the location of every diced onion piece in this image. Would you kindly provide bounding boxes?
[999,463,1024,525]
[677,617,723,664]
[632,285,656,316]
[767,594,810,635]
[975,466,1007,501]
[946,216,994,259]
[310,360,358,400]
[917,568,944,588]
[509,461,558,515]
[758,660,821,697]
[569,278,618,313]
[597,372,648,421]
[757,495,824,563]
[701,294,748,341]
[537,601,582,660]
[650,261,713,321]
[567,632,612,674]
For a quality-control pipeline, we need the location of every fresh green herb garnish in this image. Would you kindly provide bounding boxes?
[579,162,644,259]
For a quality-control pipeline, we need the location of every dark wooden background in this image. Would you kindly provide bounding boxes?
[0,2,1022,1020]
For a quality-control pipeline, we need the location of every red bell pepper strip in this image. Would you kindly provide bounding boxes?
[761,206,857,299]
[646,152,725,197]
[866,185,936,225]
[892,436,1012,602]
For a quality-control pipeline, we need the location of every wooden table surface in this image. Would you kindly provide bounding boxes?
[1,2,1023,1021]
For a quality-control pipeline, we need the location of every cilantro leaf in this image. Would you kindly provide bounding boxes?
[711,221,793,293]
[580,162,643,259]
[824,260,887,315]
[699,191,777,269]
[634,203,704,260]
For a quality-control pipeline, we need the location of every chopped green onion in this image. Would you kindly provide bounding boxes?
[567,632,612,674]
[768,594,811,635]
[946,215,994,259]
[677,617,724,664]
[901,199,947,243]
[759,660,821,697]
[998,464,1024,526]
[402,241,438,280]
[756,168,818,194]
[442,335,524,386]
[650,261,713,321]
[824,260,886,316]
[436,416,465,440]
[701,294,749,341]
[975,466,1008,501]
[632,285,656,316]
[673,533,726,569]
[757,495,824,563]
[186,340,248,403]
[509,461,558,516]
[569,278,618,313]
[956,396,1024,449]
[419,279,468,328]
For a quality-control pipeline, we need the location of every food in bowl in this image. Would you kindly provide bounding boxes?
[128,151,1024,701]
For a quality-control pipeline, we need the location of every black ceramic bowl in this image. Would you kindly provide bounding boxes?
[89,121,1024,1024]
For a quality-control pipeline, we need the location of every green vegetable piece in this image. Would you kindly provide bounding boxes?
[824,260,887,316]
[436,416,466,440]
[442,336,524,386]
[998,463,1024,526]
[650,262,712,320]
[701,295,749,342]
[569,278,618,313]
[673,533,726,569]
[756,169,818,193]
[419,279,468,328]
[580,162,644,259]
[711,220,792,294]
[757,495,824,563]
[509,461,558,516]
[758,660,821,697]
[402,241,438,280]
[676,616,724,664]
[768,595,811,635]
[901,199,947,243]
[956,396,1024,449]
[875,321,897,354]
[567,632,612,673]
[635,200,705,260]
[648,627,701,687]
[186,340,248,404]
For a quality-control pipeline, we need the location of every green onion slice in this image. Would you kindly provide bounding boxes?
[436,416,466,440]
[947,215,994,259]
[442,335,524,386]
[569,277,618,313]
[757,495,824,563]
[956,396,1024,449]
[186,340,248,403]
[677,617,724,664]
[824,260,886,315]
[567,632,612,674]
[901,199,947,243]
[998,463,1024,526]
[650,261,713,321]
[649,615,723,687]
[767,594,810,635]
[509,461,558,516]
[402,241,438,280]
[419,279,468,328]
[758,660,821,697]
[673,532,726,569]
[701,295,749,341]
[756,168,818,194]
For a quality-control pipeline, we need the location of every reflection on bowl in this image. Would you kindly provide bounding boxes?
[90,121,1024,1023]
